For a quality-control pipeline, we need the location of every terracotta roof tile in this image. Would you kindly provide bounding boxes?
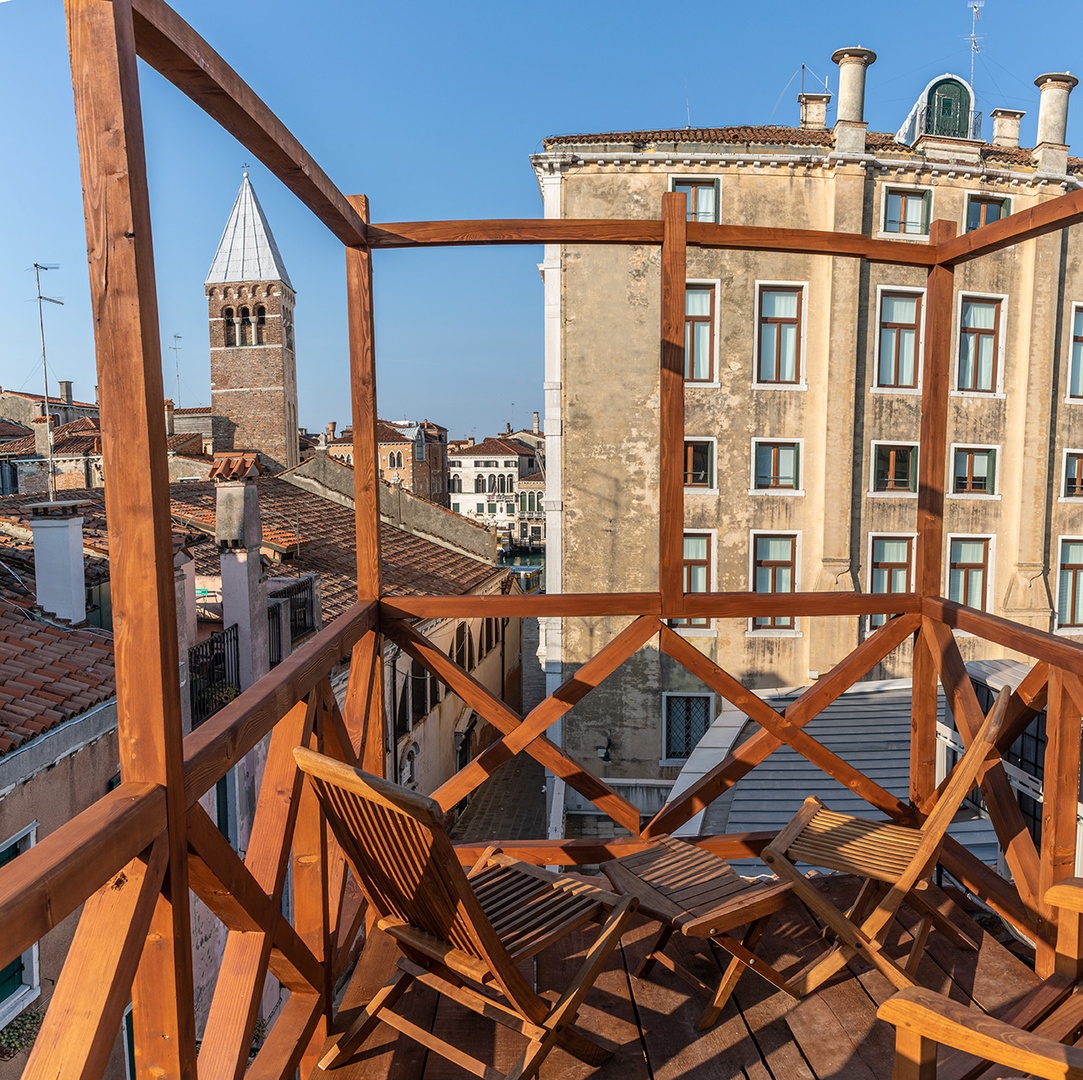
[449,437,535,458]
[174,406,211,416]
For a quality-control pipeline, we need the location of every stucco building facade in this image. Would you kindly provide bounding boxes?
[532,49,1083,788]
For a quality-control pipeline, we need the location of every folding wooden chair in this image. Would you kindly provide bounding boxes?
[761,686,1010,996]
[293,747,637,1079]
[601,836,796,1029]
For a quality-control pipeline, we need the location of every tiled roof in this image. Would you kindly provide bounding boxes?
[518,471,545,486]
[0,421,31,440]
[376,422,411,444]
[174,406,211,416]
[449,437,535,458]
[0,602,115,756]
[0,488,111,555]
[0,387,98,409]
[167,432,204,453]
[206,173,293,288]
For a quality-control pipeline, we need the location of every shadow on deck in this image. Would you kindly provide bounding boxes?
[320,875,1037,1079]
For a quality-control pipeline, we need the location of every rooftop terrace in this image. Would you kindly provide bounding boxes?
[4,2,1083,1078]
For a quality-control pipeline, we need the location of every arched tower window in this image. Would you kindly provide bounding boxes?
[925,78,971,139]
[255,305,266,344]
[223,307,236,347]
[239,306,252,346]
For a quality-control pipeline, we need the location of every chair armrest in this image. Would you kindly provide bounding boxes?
[878,987,1083,1080]
[1046,878,1083,914]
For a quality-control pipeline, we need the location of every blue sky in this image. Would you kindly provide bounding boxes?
[2,0,1080,440]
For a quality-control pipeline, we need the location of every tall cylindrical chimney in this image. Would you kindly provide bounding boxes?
[1035,72,1078,146]
[831,47,877,124]
[991,108,1025,149]
[532,411,540,434]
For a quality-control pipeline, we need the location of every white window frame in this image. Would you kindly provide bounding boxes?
[945,533,994,615]
[747,530,802,637]
[964,191,1011,233]
[871,285,926,394]
[868,440,920,498]
[673,528,717,637]
[865,532,917,633]
[0,822,41,1028]
[1055,534,1083,634]
[877,183,934,241]
[952,291,1008,398]
[749,437,805,496]
[684,278,722,387]
[684,436,718,495]
[948,442,1001,500]
[1060,447,1083,501]
[668,175,720,224]
[660,691,714,767]
[1066,302,1083,404]
[752,281,809,391]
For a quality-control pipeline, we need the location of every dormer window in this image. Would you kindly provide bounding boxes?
[926,78,973,139]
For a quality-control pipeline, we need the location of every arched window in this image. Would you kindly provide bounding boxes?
[255,305,266,344]
[238,306,252,346]
[497,475,506,494]
[529,492,537,512]
[488,474,496,493]
[925,78,971,139]
[507,474,515,491]
[223,307,236,347]
[475,477,484,493]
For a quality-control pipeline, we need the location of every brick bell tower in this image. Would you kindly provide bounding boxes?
[205,169,299,471]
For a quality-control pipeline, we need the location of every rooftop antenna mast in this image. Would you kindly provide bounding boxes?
[968,0,985,97]
[170,334,183,405]
[32,263,63,502]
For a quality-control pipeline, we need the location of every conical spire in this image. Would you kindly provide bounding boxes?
[205,171,293,289]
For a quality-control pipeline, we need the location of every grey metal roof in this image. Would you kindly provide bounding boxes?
[205,173,293,289]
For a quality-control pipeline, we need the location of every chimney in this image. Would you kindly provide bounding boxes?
[1034,72,1078,174]
[991,108,1025,149]
[532,410,540,435]
[27,501,87,623]
[327,420,337,439]
[59,380,73,406]
[32,416,52,458]
[164,398,175,436]
[831,46,876,154]
[798,92,831,130]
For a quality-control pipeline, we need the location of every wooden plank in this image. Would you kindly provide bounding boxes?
[245,991,321,1080]
[936,185,1083,265]
[922,618,1044,919]
[925,597,1083,678]
[0,781,164,968]
[64,1,196,1071]
[940,836,1037,939]
[645,612,919,838]
[916,219,957,599]
[1041,669,1082,978]
[183,599,376,806]
[22,836,168,1080]
[431,615,660,813]
[379,591,918,620]
[346,630,384,774]
[659,191,687,613]
[659,626,909,820]
[363,218,938,265]
[911,616,939,811]
[129,0,366,246]
[385,619,645,835]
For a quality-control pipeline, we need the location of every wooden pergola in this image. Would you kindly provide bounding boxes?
[4,0,1083,1075]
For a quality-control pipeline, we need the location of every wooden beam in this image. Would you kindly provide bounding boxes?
[644,612,919,837]
[922,618,1044,919]
[657,626,909,819]
[940,835,1040,940]
[1041,670,1083,978]
[659,191,687,612]
[129,0,366,246]
[430,615,661,811]
[65,1,195,1071]
[22,836,168,1080]
[451,831,775,867]
[0,782,164,969]
[384,619,647,834]
[926,597,1083,678]
[911,623,939,810]
[935,185,1083,265]
[245,991,322,1080]
[183,600,376,804]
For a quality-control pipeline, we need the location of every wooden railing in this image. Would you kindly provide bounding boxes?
[5,0,1081,1074]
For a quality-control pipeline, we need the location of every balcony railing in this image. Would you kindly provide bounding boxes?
[271,577,318,642]
[187,623,241,728]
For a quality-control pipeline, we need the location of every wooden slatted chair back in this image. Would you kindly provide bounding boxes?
[293,747,508,973]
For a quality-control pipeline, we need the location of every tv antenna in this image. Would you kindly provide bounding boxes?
[170,334,183,405]
[968,0,985,94]
[32,263,63,501]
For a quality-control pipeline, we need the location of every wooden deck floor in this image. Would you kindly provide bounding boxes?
[319,876,1039,1079]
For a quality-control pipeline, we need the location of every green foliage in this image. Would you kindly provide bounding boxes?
[0,1009,45,1061]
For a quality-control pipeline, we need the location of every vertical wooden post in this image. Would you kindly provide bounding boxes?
[345,194,386,777]
[64,0,196,1074]
[659,192,687,614]
[1041,669,1082,977]
[911,219,957,811]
